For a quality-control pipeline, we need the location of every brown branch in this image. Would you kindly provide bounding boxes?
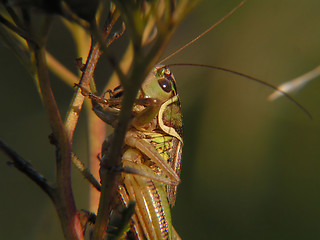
[0,140,55,199]
[64,10,121,144]
[33,45,83,240]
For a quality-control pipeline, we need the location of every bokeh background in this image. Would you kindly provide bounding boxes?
[1,1,320,239]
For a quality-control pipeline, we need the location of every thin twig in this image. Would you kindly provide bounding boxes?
[0,140,55,200]
[64,10,121,142]
[0,13,36,45]
[71,152,101,191]
[5,5,24,29]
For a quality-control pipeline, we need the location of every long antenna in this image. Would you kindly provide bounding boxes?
[159,0,247,64]
[165,63,312,119]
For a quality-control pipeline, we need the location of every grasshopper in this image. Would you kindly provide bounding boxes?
[77,66,183,239]
[77,1,310,238]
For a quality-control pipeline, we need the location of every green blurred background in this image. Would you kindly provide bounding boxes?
[1,1,320,239]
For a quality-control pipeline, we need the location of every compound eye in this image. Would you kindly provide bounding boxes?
[158,78,172,93]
